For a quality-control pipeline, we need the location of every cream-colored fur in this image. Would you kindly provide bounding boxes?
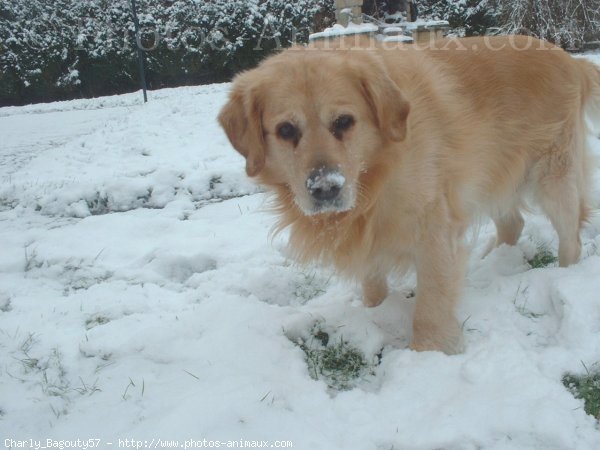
[219,36,599,354]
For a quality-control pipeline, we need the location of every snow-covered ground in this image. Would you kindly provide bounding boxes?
[2,55,600,450]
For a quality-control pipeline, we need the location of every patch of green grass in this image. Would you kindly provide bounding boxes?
[24,245,45,272]
[0,295,11,312]
[563,364,600,420]
[9,333,101,415]
[292,322,376,391]
[85,315,111,330]
[122,377,145,400]
[512,283,545,319]
[292,270,330,303]
[72,377,101,396]
[86,192,110,215]
[528,248,557,269]
[515,307,545,319]
[17,333,40,371]
[62,260,113,295]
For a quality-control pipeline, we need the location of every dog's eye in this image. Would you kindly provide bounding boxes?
[277,122,299,142]
[332,114,355,139]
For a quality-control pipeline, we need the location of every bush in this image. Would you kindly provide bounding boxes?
[2,0,598,106]
[0,0,333,106]
[418,0,599,48]
[0,0,82,104]
[493,0,600,51]
[419,0,500,36]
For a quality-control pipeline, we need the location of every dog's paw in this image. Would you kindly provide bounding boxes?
[410,321,465,355]
[361,277,388,308]
[362,294,386,308]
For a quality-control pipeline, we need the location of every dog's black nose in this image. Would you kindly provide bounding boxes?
[306,168,344,202]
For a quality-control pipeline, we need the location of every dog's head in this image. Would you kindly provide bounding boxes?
[218,47,410,216]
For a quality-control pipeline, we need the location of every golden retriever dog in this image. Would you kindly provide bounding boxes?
[218,36,600,354]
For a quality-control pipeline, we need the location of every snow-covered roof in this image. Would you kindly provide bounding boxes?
[404,19,450,30]
[309,22,379,41]
[309,19,449,43]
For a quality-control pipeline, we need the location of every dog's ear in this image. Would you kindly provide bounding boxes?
[354,57,410,142]
[218,75,266,177]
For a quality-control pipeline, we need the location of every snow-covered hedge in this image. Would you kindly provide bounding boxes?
[418,0,599,47]
[0,0,332,106]
[418,1,500,36]
[494,0,600,51]
[1,0,598,106]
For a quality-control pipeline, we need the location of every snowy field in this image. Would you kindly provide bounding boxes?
[1,54,600,450]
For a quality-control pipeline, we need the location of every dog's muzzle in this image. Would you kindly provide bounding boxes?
[306,167,345,203]
[296,167,354,216]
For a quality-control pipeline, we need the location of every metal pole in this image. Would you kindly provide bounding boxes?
[130,0,148,103]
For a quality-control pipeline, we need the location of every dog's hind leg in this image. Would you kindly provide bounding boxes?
[535,148,587,267]
[539,182,582,267]
[542,186,581,267]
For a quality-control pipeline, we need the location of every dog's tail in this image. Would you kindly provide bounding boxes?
[579,58,600,135]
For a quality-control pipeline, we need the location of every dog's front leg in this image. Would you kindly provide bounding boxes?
[410,222,466,355]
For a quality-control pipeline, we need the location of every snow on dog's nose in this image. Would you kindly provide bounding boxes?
[306,167,345,203]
